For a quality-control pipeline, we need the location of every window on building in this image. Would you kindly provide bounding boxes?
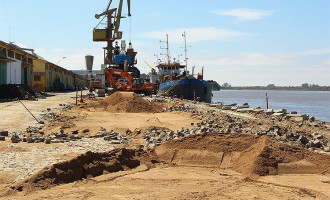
[28,58,33,64]
[15,53,22,60]
[34,75,41,82]
[8,50,14,58]
[0,48,6,57]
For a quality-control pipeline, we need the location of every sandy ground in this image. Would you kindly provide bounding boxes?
[1,92,330,200]
[2,166,329,200]
[44,110,198,136]
[0,92,79,132]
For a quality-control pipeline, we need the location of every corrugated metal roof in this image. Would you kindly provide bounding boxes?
[0,40,37,59]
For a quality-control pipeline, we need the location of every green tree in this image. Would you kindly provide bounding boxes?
[301,83,309,88]
[267,84,276,88]
[222,82,231,88]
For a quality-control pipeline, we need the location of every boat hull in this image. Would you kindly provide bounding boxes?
[157,78,212,103]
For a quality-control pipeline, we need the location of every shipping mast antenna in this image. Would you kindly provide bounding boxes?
[182,31,190,72]
[160,34,170,64]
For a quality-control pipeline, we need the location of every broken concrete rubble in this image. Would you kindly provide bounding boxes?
[143,103,329,152]
[0,131,9,136]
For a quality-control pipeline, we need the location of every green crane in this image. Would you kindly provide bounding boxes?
[94,0,131,64]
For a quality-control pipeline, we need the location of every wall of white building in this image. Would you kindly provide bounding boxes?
[6,59,21,84]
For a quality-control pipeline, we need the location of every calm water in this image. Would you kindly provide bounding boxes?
[212,90,330,122]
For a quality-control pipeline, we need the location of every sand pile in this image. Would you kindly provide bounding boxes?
[88,92,162,113]
[12,148,156,191]
[156,133,330,176]
[10,133,330,192]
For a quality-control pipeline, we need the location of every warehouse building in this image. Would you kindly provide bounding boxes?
[0,40,87,92]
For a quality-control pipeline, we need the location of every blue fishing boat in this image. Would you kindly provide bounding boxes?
[149,33,212,103]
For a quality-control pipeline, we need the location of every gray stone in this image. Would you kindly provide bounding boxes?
[274,109,287,113]
[240,103,250,108]
[324,147,330,152]
[230,106,238,111]
[309,116,315,122]
[11,137,20,143]
[252,108,263,114]
[286,114,308,120]
[26,137,34,143]
[104,136,112,141]
[316,135,324,140]
[272,113,285,117]
[222,106,232,110]
[299,136,309,145]
[110,140,121,144]
[0,136,5,141]
[236,108,254,113]
[311,139,322,148]
[265,109,274,115]
[0,131,9,136]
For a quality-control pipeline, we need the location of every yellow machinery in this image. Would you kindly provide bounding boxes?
[89,78,103,91]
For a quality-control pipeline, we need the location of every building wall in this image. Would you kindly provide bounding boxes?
[21,64,33,86]
[44,63,87,92]
[71,69,106,88]
[1,41,88,91]
[0,41,36,86]
[32,59,47,91]
[6,59,22,84]
[0,62,7,84]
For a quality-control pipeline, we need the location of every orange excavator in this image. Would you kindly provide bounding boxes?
[94,0,154,95]
[104,68,154,94]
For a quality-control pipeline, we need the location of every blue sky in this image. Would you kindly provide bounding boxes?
[1,0,329,86]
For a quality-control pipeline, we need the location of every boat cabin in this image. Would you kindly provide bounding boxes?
[157,63,185,76]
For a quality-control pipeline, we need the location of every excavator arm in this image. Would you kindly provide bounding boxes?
[104,67,154,94]
[104,67,133,89]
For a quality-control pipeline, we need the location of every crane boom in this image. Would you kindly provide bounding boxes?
[144,61,155,73]
[94,0,132,65]
[114,0,131,34]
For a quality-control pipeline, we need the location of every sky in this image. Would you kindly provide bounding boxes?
[0,0,329,86]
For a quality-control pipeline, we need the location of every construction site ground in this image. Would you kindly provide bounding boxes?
[0,91,330,200]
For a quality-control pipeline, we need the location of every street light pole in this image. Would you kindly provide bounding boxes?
[57,57,66,65]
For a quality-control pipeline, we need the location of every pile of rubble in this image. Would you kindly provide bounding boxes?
[142,104,330,152]
[95,130,129,145]
[0,84,43,100]
[1,127,129,146]
[213,102,316,121]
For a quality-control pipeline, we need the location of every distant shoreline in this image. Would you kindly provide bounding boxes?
[219,87,330,91]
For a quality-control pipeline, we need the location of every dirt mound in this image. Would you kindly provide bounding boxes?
[0,84,40,100]
[87,92,162,113]
[156,133,330,176]
[12,148,157,191]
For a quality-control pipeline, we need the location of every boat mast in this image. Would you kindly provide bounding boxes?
[160,34,170,64]
[182,31,188,72]
[166,34,170,64]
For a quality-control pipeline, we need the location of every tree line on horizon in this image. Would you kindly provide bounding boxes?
[220,82,330,91]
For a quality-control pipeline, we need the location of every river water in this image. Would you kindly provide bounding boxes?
[212,90,330,122]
